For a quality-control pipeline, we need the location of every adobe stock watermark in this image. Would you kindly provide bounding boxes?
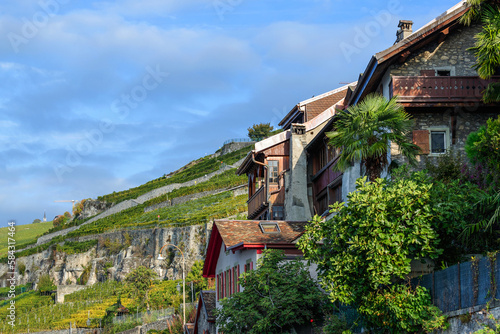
[213,0,243,21]
[53,65,169,182]
[7,0,71,53]
[339,0,402,63]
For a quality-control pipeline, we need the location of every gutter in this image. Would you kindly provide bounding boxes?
[351,56,378,106]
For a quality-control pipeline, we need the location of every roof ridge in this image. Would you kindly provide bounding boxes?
[298,81,357,107]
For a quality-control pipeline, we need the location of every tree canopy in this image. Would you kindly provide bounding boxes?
[216,249,327,334]
[125,266,157,311]
[298,174,458,332]
[461,0,500,102]
[327,93,420,181]
[247,123,274,141]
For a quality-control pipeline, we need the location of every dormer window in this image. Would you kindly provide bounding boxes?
[259,222,280,234]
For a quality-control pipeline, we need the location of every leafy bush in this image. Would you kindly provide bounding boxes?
[17,261,26,275]
[299,175,449,332]
[38,274,56,293]
[425,148,466,183]
[465,115,500,190]
[216,249,327,334]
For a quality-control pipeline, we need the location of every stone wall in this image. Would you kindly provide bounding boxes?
[220,141,254,155]
[392,109,499,170]
[438,304,500,334]
[32,157,245,248]
[56,284,87,303]
[388,23,482,77]
[2,224,212,287]
[144,185,247,213]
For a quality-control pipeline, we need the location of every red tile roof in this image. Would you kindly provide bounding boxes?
[215,220,309,249]
[203,220,309,278]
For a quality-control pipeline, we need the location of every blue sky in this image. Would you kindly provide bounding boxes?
[0,0,460,226]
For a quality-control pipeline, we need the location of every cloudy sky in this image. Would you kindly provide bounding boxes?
[0,0,461,226]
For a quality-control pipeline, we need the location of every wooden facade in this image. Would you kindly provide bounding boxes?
[307,125,343,216]
[245,140,289,220]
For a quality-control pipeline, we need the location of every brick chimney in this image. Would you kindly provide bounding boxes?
[396,20,413,43]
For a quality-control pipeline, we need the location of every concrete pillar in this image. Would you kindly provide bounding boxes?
[284,124,312,221]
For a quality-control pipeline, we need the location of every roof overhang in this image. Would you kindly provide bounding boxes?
[227,242,299,252]
[202,223,223,278]
[348,1,470,105]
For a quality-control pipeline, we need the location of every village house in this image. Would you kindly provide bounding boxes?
[202,220,309,310]
[236,84,354,221]
[342,1,500,191]
[200,1,500,331]
[192,290,216,334]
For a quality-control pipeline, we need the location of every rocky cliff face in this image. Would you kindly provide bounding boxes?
[78,199,113,220]
[0,224,211,288]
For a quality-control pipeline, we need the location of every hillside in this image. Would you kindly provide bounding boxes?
[0,221,53,257]
[0,141,253,274]
[0,141,253,333]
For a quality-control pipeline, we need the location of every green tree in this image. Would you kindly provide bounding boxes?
[32,218,41,224]
[327,93,420,181]
[461,0,500,102]
[125,266,157,311]
[247,123,274,141]
[298,175,447,333]
[186,260,208,301]
[216,249,327,334]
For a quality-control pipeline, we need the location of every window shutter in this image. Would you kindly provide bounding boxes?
[237,265,240,292]
[413,130,430,154]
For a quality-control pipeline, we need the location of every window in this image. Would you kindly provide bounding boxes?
[329,182,342,205]
[413,128,449,155]
[436,70,450,76]
[316,192,328,216]
[431,131,446,153]
[268,160,279,184]
[272,206,284,220]
[259,222,280,233]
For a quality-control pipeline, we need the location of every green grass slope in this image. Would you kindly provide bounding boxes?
[96,145,251,205]
[0,221,53,257]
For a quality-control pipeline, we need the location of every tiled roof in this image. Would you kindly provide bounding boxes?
[201,290,216,321]
[215,220,309,248]
[304,90,348,121]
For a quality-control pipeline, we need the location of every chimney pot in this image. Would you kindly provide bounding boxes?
[396,20,413,43]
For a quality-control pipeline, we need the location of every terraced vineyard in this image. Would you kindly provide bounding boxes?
[0,221,53,257]
[97,145,251,205]
[0,279,184,333]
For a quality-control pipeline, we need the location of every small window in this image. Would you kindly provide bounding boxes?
[259,222,280,233]
[268,160,279,184]
[436,70,450,77]
[431,131,446,153]
[272,206,284,220]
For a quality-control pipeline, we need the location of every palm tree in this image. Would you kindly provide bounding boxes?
[461,0,500,103]
[327,93,420,181]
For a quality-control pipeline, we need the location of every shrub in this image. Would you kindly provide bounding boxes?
[17,261,26,276]
[38,274,56,292]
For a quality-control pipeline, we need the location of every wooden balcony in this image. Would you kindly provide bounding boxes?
[247,186,267,219]
[391,76,500,107]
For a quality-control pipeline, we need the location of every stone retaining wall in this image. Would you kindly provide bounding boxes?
[144,185,247,213]
[31,157,245,249]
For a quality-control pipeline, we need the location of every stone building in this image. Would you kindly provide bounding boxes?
[344,0,500,186]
